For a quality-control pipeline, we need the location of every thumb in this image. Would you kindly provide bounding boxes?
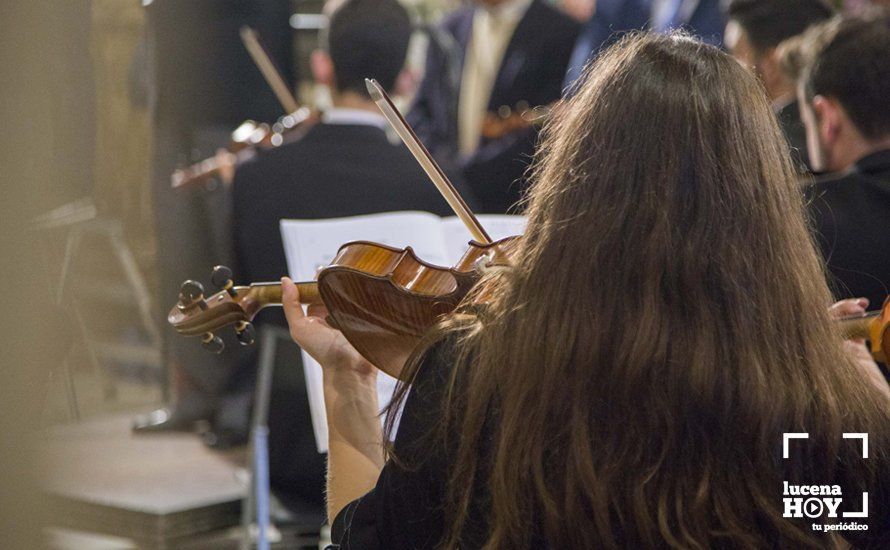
[281,277,305,327]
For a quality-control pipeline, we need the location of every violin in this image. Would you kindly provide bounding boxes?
[170,108,318,190]
[170,27,319,190]
[837,296,890,363]
[169,238,517,380]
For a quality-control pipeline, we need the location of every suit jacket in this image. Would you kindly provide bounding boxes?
[805,149,890,309]
[564,0,726,87]
[409,0,580,214]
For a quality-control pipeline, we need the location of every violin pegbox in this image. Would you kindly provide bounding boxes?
[168,265,263,353]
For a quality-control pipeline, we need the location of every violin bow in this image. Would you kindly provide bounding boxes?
[365,78,492,245]
[240,26,300,114]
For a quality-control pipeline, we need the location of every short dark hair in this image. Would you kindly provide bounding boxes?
[803,11,890,140]
[324,0,412,96]
[727,0,833,51]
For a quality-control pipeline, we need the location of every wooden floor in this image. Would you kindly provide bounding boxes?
[41,413,248,548]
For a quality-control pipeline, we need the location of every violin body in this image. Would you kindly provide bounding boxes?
[168,237,520,379]
[319,238,517,378]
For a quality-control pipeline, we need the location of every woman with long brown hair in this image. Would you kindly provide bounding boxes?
[282,32,889,548]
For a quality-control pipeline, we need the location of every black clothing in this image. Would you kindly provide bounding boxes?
[776,99,811,173]
[805,149,890,310]
[329,342,890,549]
[232,121,477,515]
[408,0,580,214]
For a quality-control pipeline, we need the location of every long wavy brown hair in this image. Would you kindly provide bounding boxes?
[390,32,889,549]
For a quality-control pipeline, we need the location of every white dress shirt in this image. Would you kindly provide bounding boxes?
[458,0,534,155]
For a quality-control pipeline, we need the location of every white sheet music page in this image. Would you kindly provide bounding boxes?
[280,211,526,453]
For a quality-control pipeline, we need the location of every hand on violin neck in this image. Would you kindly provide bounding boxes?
[281,277,376,381]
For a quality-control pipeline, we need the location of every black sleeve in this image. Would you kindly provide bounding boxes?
[845,468,890,549]
[327,341,454,549]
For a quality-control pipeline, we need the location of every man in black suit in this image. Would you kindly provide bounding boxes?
[725,0,833,173]
[231,0,477,518]
[800,11,890,311]
[409,0,579,214]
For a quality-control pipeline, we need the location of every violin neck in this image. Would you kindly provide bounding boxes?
[171,148,257,189]
[836,311,878,340]
[248,281,321,307]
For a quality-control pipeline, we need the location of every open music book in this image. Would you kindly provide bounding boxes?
[281,211,526,452]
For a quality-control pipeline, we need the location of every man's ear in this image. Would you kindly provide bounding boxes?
[812,95,841,149]
[310,50,334,88]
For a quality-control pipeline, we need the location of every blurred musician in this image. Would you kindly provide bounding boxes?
[408,0,580,214]
[564,0,726,88]
[800,11,890,312]
[725,0,834,172]
[230,0,478,514]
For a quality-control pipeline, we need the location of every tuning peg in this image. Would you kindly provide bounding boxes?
[179,280,207,309]
[211,265,237,297]
[201,332,225,354]
[235,321,256,346]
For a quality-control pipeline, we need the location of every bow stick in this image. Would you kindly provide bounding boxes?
[365,78,492,245]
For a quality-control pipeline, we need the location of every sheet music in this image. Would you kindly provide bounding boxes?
[280,211,525,453]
